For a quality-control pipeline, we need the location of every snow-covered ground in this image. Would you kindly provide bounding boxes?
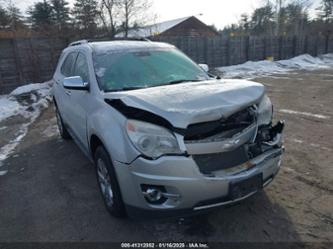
[0,82,52,122]
[217,53,333,79]
[0,81,53,175]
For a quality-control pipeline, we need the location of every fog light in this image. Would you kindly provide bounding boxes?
[141,185,167,204]
[145,188,162,202]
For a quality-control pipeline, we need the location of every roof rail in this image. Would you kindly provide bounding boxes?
[110,37,151,42]
[67,37,151,47]
[68,40,89,47]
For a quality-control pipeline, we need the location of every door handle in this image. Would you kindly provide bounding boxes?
[65,90,71,96]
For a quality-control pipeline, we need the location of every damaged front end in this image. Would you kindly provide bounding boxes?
[184,106,285,177]
[106,96,284,175]
[105,94,285,216]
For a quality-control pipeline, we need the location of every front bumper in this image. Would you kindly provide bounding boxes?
[115,128,284,219]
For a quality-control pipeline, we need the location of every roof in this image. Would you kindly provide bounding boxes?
[116,16,192,38]
[88,41,175,55]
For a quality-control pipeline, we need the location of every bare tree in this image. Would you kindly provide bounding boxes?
[99,0,120,37]
[118,0,153,37]
[268,0,311,35]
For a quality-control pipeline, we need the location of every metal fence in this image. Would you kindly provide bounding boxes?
[0,38,67,94]
[1,35,333,94]
[153,35,333,67]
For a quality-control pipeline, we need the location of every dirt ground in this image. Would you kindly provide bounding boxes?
[0,69,332,244]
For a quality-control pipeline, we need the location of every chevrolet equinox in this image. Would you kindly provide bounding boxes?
[52,40,285,218]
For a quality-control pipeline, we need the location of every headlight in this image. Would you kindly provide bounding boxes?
[257,95,273,126]
[126,120,182,159]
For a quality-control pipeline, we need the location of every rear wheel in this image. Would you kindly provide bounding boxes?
[94,146,127,218]
[55,107,71,140]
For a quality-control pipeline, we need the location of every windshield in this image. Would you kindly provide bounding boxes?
[93,48,210,92]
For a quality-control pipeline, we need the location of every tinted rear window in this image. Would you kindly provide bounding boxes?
[61,52,77,77]
[73,53,90,83]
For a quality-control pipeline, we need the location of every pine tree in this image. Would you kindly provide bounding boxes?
[250,4,275,35]
[72,0,99,36]
[318,0,333,23]
[284,3,309,36]
[28,0,54,30]
[50,0,71,31]
[239,14,250,34]
[0,6,10,29]
[7,3,25,30]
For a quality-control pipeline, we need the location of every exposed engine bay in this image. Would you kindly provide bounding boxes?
[186,106,285,176]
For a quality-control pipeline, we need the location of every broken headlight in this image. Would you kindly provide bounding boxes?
[257,95,273,126]
[126,120,182,159]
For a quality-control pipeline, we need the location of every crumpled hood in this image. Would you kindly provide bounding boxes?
[104,79,265,128]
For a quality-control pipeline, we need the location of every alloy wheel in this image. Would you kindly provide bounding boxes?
[97,158,114,207]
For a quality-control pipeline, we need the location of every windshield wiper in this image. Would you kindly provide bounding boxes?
[105,86,144,92]
[152,79,204,88]
[169,79,203,84]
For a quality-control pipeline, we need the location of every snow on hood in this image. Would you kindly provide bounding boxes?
[104,79,265,128]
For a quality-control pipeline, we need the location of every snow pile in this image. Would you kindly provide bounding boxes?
[219,60,288,79]
[0,82,52,122]
[0,81,53,174]
[321,53,333,65]
[0,97,21,122]
[217,53,333,79]
[278,54,329,69]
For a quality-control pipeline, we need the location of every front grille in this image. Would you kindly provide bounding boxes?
[186,107,257,174]
[193,146,249,174]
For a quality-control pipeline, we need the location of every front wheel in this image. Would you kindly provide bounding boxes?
[94,146,127,218]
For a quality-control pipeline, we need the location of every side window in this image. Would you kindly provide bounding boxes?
[61,52,77,77]
[73,53,90,83]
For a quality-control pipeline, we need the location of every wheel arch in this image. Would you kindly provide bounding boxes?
[53,96,58,107]
[90,134,104,157]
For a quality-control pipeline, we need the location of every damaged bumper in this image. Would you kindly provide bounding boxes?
[115,121,285,219]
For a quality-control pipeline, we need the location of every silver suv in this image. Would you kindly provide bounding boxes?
[52,40,284,218]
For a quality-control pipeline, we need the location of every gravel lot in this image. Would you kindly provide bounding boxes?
[0,70,332,243]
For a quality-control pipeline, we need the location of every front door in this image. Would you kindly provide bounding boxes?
[56,51,78,125]
[66,52,91,149]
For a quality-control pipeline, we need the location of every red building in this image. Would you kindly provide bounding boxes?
[117,16,218,38]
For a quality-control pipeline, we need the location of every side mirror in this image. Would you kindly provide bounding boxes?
[63,76,89,91]
[199,64,209,72]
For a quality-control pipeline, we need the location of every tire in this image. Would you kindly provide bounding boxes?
[55,107,71,140]
[94,146,127,218]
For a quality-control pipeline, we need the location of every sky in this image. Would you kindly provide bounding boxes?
[12,0,320,29]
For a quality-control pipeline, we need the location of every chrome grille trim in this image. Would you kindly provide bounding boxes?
[185,122,257,155]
